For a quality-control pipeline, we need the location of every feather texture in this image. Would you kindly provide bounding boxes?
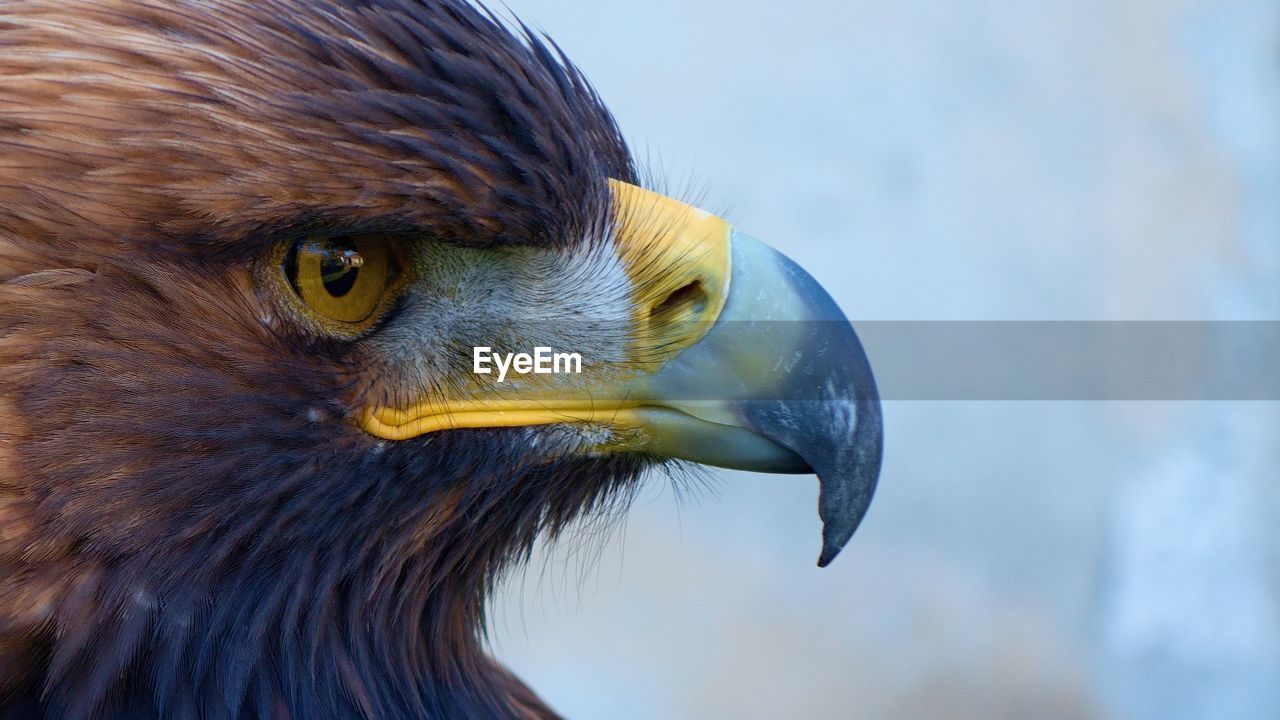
[0,1,639,717]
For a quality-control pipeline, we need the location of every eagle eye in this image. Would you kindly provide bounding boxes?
[283,235,400,326]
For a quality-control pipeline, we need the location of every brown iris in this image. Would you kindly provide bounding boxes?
[285,236,396,324]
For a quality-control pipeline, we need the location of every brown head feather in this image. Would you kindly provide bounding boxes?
[0,0,632,272]
[0,1,638,718]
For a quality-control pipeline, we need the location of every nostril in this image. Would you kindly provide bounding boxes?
[650,280,708,323]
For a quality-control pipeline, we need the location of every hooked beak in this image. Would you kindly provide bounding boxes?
[636,230,883,566]
[361,181,883,566]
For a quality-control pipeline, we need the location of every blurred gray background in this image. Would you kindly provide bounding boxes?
[487,1,1280,718]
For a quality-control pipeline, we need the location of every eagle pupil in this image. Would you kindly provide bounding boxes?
[320,239,359,297]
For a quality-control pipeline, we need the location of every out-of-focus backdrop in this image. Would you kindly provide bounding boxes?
[488,1,1280,718]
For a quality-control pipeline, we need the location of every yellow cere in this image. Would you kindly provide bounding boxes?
[609,179,732,369]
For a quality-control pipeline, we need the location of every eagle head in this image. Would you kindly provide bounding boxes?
[0,1,882,718]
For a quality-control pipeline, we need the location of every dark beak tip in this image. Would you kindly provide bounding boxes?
[816,505,865,568]
[816,543,841,568]
[812,429,883,569]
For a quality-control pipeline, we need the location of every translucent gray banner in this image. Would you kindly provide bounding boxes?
[472,320,1280,400]
[852,321,1278,400]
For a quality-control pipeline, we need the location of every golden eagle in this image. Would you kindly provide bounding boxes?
[0,1,882,717]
